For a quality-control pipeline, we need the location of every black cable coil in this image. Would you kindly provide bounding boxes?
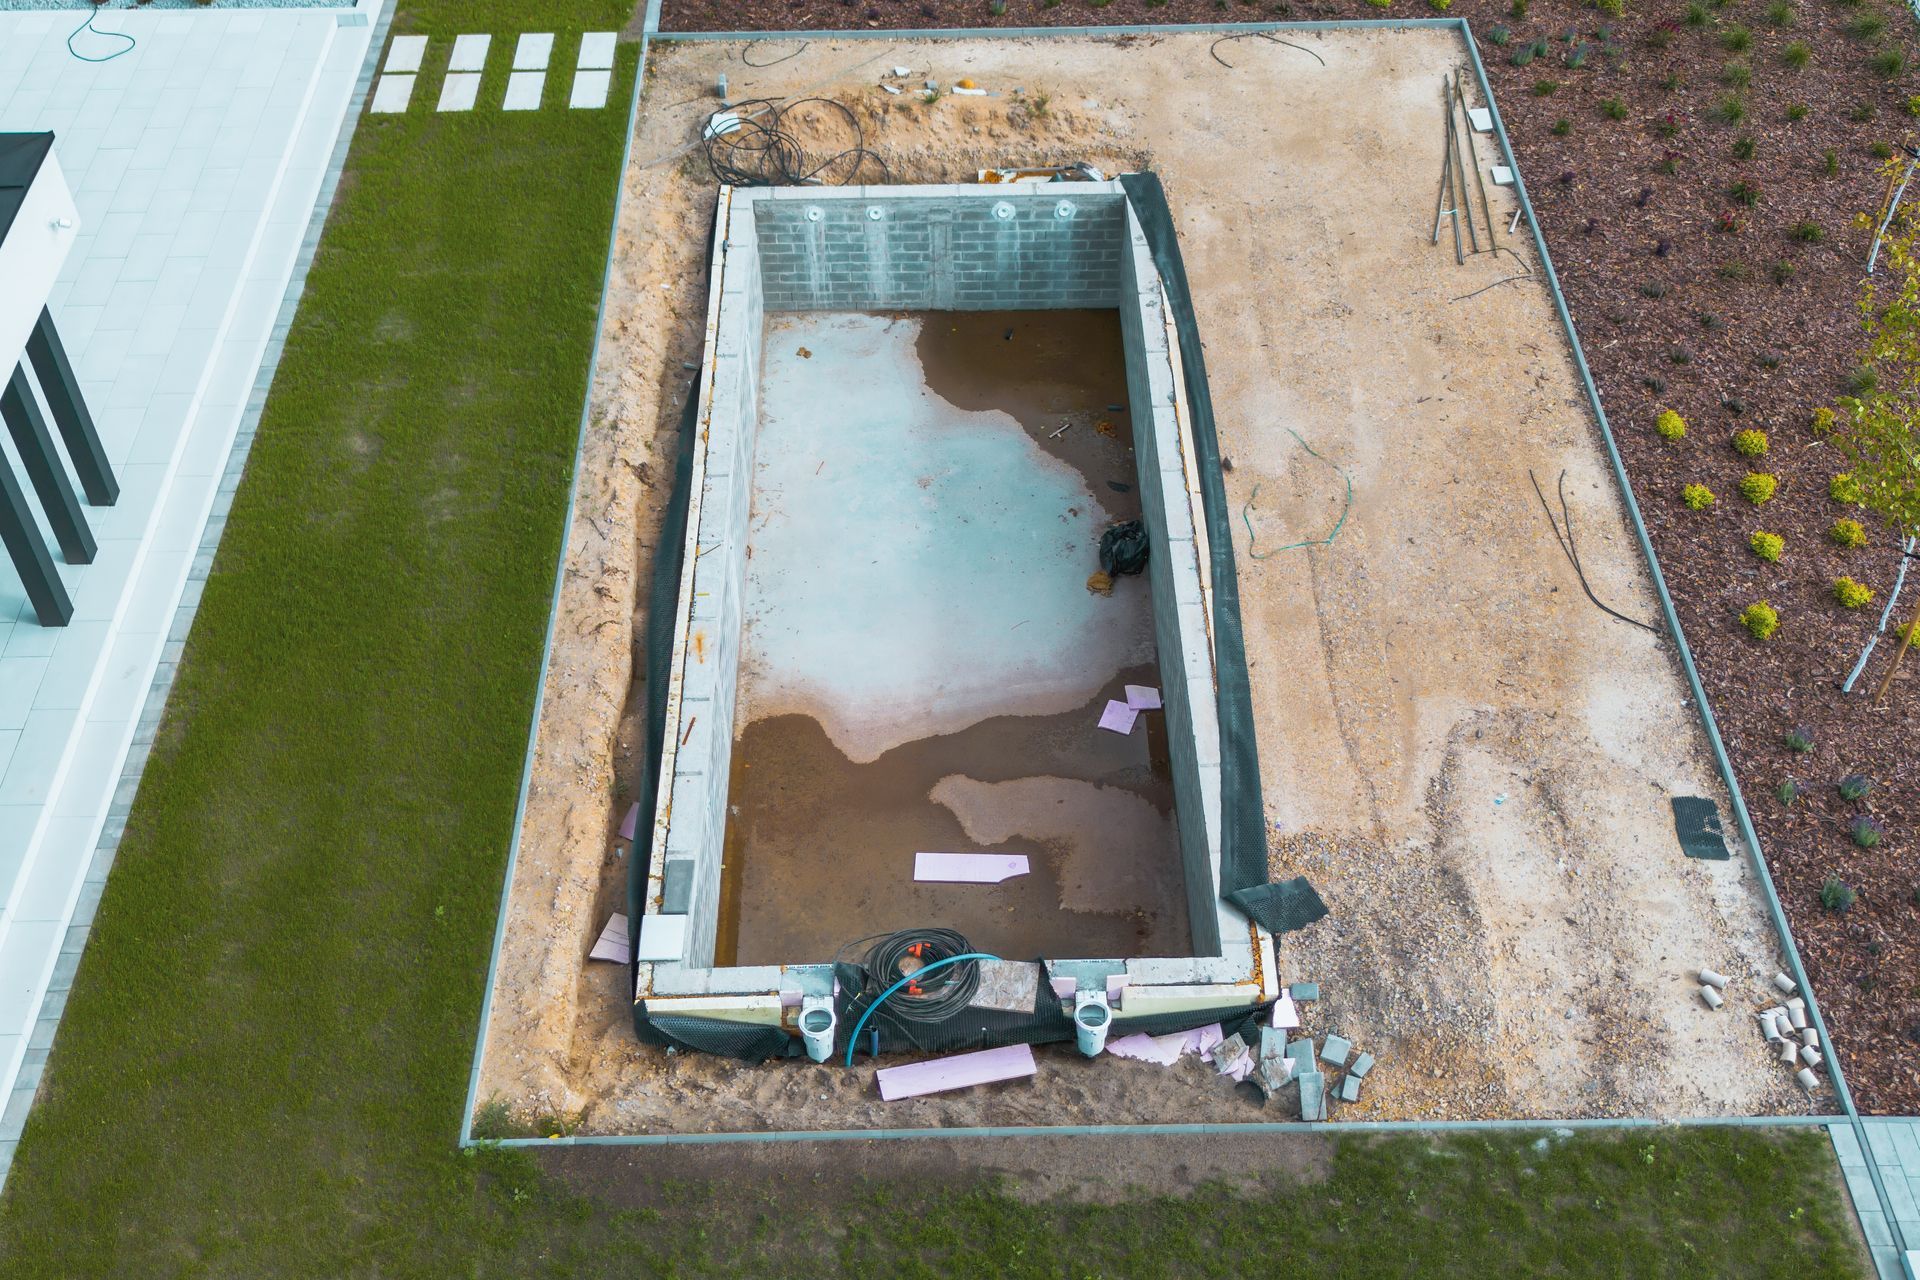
[700,97,891,188]
[839,928,982,1031]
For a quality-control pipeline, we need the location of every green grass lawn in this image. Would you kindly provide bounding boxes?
[0,9,1876,1279]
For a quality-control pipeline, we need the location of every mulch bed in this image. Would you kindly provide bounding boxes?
[662,0,1920,1113]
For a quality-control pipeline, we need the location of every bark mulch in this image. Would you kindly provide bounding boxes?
[661,0,1920,1114]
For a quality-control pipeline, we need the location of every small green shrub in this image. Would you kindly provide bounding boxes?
[1723,59,1752,89]
[1565,43,1590,69]
[1771,259,1796,284]
[1830,518,1869,548]
[1758,350,1783,369]
[1872,141,1896,160]
[1733,427,1769,456]
[1732,135,1756,159]
[1683,482,1716,509]
[1720,260,1755,282]
[1786,102,1810,121]
[1742,600,1780,638]
[1729,179,1760,205]
[1838,772,1875,801]
[1739,472,1778,504]
[1722,23,1752,50]
[1783,725,1813,752]
[1512,43,1537,65]
[1850,816,1885,849]
[1511,0,1528,16]
[1765,0,1795,24]
[1749,530,1785,561]
[1821,877,1858,912]
[1490,24,1513,44]
[1834,576,1875,608]
[1831,472,1863,504]
[1717,95,1748,124]
[1873,48,1907,79]
[1534,78,1560,94]
[1684,0,1708,24]
[1552,117,1572,135]
[1428,0,1452,11]
[1778,778,1800,805]
[1823,148,1840,176]
[1601,96,1628,120]
[1641,280,1669,299]
[1847,13,1885,39]
[1812,406,1837,433]
[1909,94,1920,117]
[1656,409,1688,440]
[1845,364,1878,395]
[1788,220,1823,244]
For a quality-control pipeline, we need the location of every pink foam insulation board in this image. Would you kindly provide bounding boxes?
[914,852,1029,883]
[618,803,639,841]
[1097,699,1138,734]
[875,1045,1037,1100]
[589,913,629,962]
[1124,684,1162,710]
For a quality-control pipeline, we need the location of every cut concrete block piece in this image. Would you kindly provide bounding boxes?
[384,34,427,73]
[1338,1072,1363,1103]
[570,69,612,110]
[369,73,416,114]
[578,31,618,69]
[1299,1070,1327,1121]
[635,913,687,960]
[1320,1033,1352,1067]
[1467,106,1494,132]
[1491,165,1515,186]
[437,73,481,113]
[1286,1037,1315,1074]
[514,32,555,70]
[1271,991,1300,1029]
[1291,982,1319,1001]
[504,71,545,111]
[450,33,492,72]
[660,858,694,913]
[1349,1051,1375,1079]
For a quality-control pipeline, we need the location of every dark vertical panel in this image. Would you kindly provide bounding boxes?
[2,363,95,564]
[25,307,118,506]
[0,449,72,627]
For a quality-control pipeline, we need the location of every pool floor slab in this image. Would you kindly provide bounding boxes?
[718,309,1191,965]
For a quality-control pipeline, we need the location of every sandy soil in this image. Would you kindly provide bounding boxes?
[474,27,1811,1134]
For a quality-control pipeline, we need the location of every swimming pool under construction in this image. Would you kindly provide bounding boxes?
[629,181,1280,1060]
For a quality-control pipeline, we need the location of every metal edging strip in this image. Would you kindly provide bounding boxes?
[1455,19,1905,1260]
[476,1112,1844,1148]
[459,30,653,1147]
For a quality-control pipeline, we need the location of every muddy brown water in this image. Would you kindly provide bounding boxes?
[716,309,1190,966]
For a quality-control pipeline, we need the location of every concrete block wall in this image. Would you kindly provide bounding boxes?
[1117,204,1224,958]
[664,192,764,968]
[749,184,1127,312]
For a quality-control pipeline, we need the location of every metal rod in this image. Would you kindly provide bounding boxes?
[1454,72,1497,253]
[1447,76,1478,256]
[1443,98,1464,264]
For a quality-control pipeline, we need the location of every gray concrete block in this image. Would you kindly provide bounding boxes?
[1320,1034,1352,1067]
[1349,1051,1375,1079]
[1299,1070,1327,1122]
[1291,982,1320,1000]
[661,858,694,914]
[1338,1072,1362,1103]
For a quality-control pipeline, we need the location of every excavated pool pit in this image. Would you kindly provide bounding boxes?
[634,182,1276,1053]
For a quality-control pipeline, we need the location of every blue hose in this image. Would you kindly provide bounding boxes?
[843,952,1000,1067]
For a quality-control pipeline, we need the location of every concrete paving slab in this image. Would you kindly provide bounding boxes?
[513,32,553,71]
[569,68,611,111]
[503,71,544,112]
[383,34,426,73]
[369,73,414,114]
[578,31,617,69]
[449,33,491,73]
[437,73,480,113]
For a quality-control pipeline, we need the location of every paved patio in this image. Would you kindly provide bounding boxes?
[0,0,384,1182]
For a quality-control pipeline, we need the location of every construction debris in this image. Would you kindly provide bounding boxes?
[1699,985,1724,1010]
[876,1044,1037,1101]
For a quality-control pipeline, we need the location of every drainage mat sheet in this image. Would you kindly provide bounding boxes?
[1671,796,1731,861]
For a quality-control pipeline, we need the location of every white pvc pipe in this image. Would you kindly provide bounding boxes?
[1699,968,1729,990]
[1774,973,1797,995]
[1699,985,1725,1010]
[799,999,837,1064]
[1841,536,1918,694]
[1797,1067,1820,1091]
[1074,993,1113,1058]
[1779,1039,1800,1064]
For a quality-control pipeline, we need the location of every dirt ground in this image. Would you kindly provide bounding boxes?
[474,27,1812,1134]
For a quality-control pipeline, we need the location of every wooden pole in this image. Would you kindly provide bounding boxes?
[1872,599,1920,704]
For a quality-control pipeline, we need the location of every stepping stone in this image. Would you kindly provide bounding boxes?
[449,33,491,72]
[578,31,617,70]
[369,74,416,114]
[503,71,545,111]
[514,32,554,71]
[1321,1034,1352,1067]
[1349,1051,1375,1079]
[570,69,611,110]
[437,73,481,113]
[384,34,427,73]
